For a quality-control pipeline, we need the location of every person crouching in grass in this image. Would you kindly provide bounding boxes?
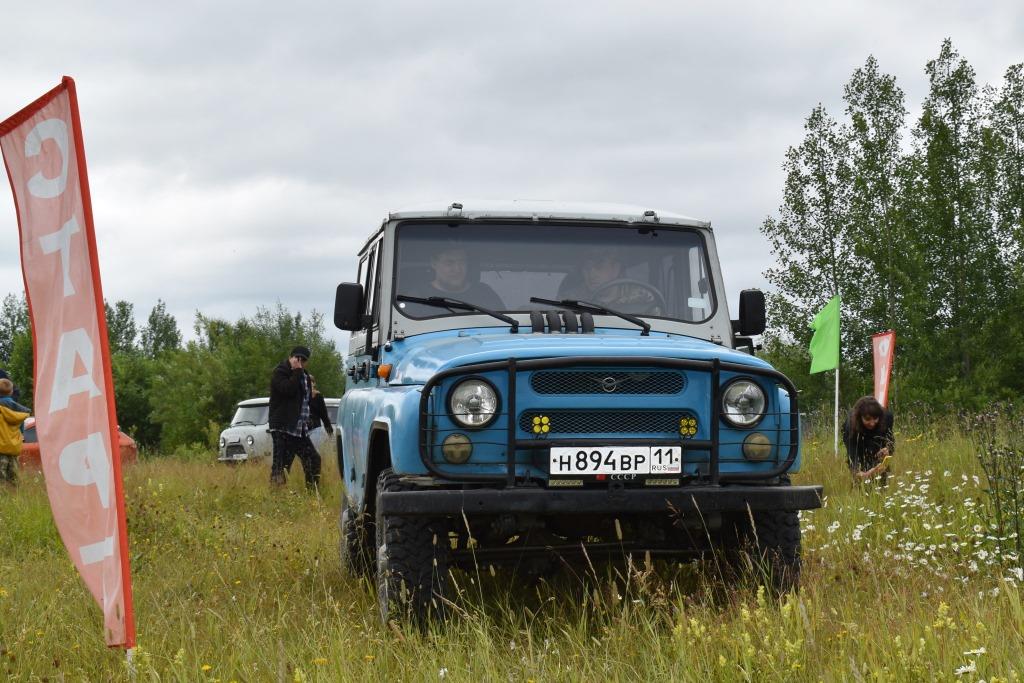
[0,378,31,486]
[842,395,894,486]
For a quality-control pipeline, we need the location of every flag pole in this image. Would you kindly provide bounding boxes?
[834,366,840,457]
[808,293,841,456]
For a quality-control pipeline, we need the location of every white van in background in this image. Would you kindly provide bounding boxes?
[218,397,340,464]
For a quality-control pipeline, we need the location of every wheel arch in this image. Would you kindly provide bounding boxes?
[365,420,393,515]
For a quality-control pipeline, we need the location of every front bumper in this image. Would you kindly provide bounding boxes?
[378,484,823,517]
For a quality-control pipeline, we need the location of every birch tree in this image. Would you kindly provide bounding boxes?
[907,39,1007,389]
[844,56,913,337]
[761,105,867,355]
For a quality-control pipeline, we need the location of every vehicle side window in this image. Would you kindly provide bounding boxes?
[362,244,378,328]
[357,253,370,300]
[369,244,383,325]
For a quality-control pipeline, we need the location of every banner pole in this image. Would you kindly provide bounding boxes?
[65,75,136,648]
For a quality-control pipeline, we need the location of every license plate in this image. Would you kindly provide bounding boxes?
[549,446,681,476]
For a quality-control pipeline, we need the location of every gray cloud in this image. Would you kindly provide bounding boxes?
[2,1,1022,352]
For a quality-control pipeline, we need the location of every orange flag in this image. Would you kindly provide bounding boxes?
[872,330,896,408]
[0,77,135,647]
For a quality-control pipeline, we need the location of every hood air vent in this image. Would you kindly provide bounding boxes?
[530,310,595,334]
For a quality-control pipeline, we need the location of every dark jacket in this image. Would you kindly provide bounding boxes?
[842,410,894,472]
[269,360,309,431]
[309,393,334,434]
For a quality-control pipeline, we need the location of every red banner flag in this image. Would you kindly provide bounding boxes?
[872,330,896,408]
[1,77,135,647]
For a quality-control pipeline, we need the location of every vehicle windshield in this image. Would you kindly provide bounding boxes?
[232,405,269,425]
[394,222,715,323]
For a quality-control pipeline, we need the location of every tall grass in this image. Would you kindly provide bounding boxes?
[2,421,1023,681]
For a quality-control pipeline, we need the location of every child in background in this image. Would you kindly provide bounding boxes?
[0,378,31,485]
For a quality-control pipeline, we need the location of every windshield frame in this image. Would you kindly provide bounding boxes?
[390,219,719,327]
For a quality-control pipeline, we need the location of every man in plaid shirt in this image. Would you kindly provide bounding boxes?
[268,345,322,490]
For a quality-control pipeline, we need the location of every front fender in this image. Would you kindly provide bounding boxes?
[340,385,425,510]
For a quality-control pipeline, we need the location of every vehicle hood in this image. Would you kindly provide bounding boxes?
[220,425,268,441]
[387,328,772,385]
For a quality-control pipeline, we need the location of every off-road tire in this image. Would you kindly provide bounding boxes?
[375,469,451,624]
[339,502,374,577]
[724,508,802,596]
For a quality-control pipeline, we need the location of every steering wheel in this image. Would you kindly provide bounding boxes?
[589,279,667,314]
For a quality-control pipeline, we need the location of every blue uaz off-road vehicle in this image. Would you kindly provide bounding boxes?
[333,200,823,622]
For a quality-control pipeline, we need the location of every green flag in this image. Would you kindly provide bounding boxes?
[809,295,841,374]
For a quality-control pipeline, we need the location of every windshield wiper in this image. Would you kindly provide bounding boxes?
[233,420,256,426]
[397,294,520,333]
[529,297,651,336]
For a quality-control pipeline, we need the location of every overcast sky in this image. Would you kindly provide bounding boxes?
[2,1,1021,353]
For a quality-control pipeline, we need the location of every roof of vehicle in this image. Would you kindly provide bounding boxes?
[236,397,341,406]
[23,416,130,435]
[386,200,711,229]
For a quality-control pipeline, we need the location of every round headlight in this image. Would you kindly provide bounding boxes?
[219,436,226,449]
[721,379,767,428]
[246,435,255,447]
[448,378,499,428]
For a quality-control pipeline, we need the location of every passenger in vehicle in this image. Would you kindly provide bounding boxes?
[425,244,504,311]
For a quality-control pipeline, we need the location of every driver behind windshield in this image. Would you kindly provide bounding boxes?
[424,244,504,311]
[557,248,661,315]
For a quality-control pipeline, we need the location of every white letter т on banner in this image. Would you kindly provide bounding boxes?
[38,216,81,297]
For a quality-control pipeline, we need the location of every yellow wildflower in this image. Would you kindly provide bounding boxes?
[201,664,212,672]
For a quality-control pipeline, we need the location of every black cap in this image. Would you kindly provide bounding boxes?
[290,345,311,360]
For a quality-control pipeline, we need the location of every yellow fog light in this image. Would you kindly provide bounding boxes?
[442,433,473,464]
[532,415,551,434]
[742,432,772,461]
[679,416,698,438]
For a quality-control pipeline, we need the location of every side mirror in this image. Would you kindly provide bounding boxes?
[334,283,364,331]
[738,289,766,336]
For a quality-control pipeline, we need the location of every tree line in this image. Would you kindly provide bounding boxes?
[761,39,1024,413]
[0,295,345,451]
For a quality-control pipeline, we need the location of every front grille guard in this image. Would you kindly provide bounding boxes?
[417,356,800,486]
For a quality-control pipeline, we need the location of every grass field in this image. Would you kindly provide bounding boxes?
[2,424,1023,682]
